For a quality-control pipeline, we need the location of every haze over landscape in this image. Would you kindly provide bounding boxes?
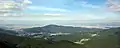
[0,0,120,28]
[0,0,120,48]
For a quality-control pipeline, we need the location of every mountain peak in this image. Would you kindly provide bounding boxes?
[23,24,102,33]
[43,24,60,27]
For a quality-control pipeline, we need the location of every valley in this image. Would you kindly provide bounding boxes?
[0,24,119,48]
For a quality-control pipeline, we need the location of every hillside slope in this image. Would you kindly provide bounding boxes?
[0,33,85,48]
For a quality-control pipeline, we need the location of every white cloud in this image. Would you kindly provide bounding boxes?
[27,6,71,12]
[65,13,105,20]
[0,0,32,16]
[80,1,101,8]
[103,15,120,21]
[107,0,120,12]
[43,13,62,16]
[23,0,32,4]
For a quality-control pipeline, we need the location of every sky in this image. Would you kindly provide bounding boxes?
[0,0,120,26]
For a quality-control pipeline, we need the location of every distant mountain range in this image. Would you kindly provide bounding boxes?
[23,24,102,33]
[1,24,120,37]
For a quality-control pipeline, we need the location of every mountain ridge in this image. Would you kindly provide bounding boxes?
[23,24,102,33]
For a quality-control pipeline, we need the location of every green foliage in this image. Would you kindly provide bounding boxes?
[0,27,120,48]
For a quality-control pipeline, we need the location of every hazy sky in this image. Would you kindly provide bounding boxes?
[0,0,120,26]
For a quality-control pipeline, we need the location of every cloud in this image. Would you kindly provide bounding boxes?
[79,1,101,8]
[43,13,62,16]
[107,0,120,12]
[69,13,105,20]
[103,15,120,21]
[0,0,32,16]
[23,0,32,4]
[27,6,71,12]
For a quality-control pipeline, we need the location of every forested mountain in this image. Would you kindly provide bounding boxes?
[23,24,101,33]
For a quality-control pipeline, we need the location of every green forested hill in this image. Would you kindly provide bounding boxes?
[0,27,120,48]
[23,24,101,33]
[0,33,85,48]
